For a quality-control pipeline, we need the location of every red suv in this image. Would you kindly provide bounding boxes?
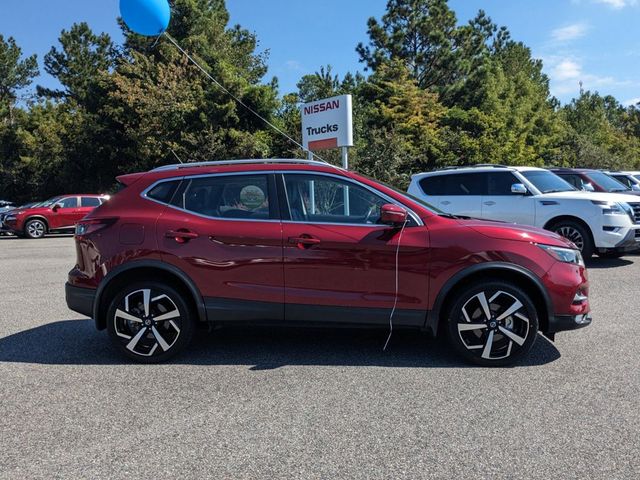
[65,160,591,366]
[4,194,109,239]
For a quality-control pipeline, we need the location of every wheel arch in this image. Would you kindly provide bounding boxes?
[426,262,553,336]
[543,215,594,244]
[93,260,207,330]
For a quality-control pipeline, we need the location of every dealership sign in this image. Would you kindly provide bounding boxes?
[301,94,353,151]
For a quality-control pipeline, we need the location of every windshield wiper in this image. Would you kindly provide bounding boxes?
[543,189,572,193]
[439,213,471,220]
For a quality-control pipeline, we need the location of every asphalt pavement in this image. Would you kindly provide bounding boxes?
[0,236,639,479]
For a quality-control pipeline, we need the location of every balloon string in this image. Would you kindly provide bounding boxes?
[161,32,328,164]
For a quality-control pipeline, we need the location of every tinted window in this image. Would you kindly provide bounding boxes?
[587,172,629,192]
[612,175,633,188]
[420,173,485,196]
[556,174,583,189]
[181,174,271,220]
[147,180,180,204]
[486,172,520,195]
[81,197,101,207]
[59,197,78,208]
[520,171,575,193]
[284,174,387,224]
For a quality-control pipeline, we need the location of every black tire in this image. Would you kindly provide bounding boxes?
[549,220,594,259]
[24,218,47,239]
[106,281,194,363]
[446,281,539,367]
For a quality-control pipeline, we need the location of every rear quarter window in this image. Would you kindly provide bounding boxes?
[146,180,181,204]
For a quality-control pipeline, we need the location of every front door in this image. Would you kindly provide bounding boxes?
[279,172,430,326]
[156,173,284,322]
[49,196,80,229]
[481,171,535,225]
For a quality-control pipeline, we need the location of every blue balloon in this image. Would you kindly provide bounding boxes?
[120,0,171,36]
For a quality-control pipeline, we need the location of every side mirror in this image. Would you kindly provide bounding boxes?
[631,184,640,192]
[380,203,408,227]
[52,203,62,212]
[582,183,595,192]
[511,183,527,195]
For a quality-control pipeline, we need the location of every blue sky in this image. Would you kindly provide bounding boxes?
[1,0,639,105]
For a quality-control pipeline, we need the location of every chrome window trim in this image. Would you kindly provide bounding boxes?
[141,170,424,227]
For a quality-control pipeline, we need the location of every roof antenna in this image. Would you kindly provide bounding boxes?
[170,149,184,164]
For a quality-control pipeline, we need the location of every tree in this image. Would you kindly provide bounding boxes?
[0,35,38,124]
[37,23,119,108]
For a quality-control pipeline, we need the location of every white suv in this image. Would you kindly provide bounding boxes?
[408,166,640,258]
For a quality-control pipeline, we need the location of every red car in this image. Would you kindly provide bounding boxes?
[65,160,591,366]
[4,194,109,239]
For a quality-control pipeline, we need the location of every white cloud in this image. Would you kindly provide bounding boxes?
[551,23,588,42]
[552,59,582,80]
[595,0,638,9]
[624,97,640,106]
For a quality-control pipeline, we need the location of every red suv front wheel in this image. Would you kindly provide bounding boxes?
[446,281,539,367]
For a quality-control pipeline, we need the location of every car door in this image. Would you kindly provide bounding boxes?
[279,172,430,326]
[418,172,483,217]
[481,171,535,224]
[155,173,284,322]
[50,196,79,229]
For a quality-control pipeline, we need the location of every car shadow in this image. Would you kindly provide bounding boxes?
[0,319,561,369]
[0,234,74,240]
[586,257,635,269]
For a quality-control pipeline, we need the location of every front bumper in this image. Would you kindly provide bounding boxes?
[65,282,95,319]
[547,313,592,334]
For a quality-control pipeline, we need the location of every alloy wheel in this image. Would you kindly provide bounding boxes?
[26,220,46,239]
[555,226,584,251]
[113,288,183,357]
[456,290,531,361]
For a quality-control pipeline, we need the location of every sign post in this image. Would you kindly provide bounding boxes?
[301,94,353,213]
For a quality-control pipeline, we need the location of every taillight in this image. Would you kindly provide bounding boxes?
[75,218,117,236]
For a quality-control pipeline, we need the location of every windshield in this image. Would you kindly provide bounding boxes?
[520,170,576,193]
[587,172,630,192]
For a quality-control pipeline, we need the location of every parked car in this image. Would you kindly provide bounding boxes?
[550,168,640,196]
[408,165,640,258]
[66,159,591,367]
[3,194,109,239]
[0,200,14,213]
[607,171,640,191]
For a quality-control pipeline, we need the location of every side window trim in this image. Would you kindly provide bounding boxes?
[142,173,281,223]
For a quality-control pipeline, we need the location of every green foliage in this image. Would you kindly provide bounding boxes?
[0,35,38,123]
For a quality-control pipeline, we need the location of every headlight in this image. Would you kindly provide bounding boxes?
[592,200,633,220]
[538,244,584,266]
[5,215,16,221]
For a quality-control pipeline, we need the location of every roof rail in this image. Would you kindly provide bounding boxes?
[438,163,510,171]
[151,158,339,172]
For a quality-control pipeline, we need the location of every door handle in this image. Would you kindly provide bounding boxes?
[483,201,496,206]
[440,201,451,205]
[165,229,199,244]
[288,235,321,249]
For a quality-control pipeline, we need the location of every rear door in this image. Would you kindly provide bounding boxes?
[418,173,484,217]
[280,172,430,326]
[155,173,284,322]
[481,171,535,224]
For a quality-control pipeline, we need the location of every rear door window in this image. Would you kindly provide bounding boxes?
[180,174,274,220]
[419,173,486,196]
[81,197,101,207]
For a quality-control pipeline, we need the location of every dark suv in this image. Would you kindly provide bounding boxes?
[66,159,591,366]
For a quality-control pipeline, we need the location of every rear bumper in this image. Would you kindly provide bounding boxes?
[65,282,95,319]
[547,313,592,334]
